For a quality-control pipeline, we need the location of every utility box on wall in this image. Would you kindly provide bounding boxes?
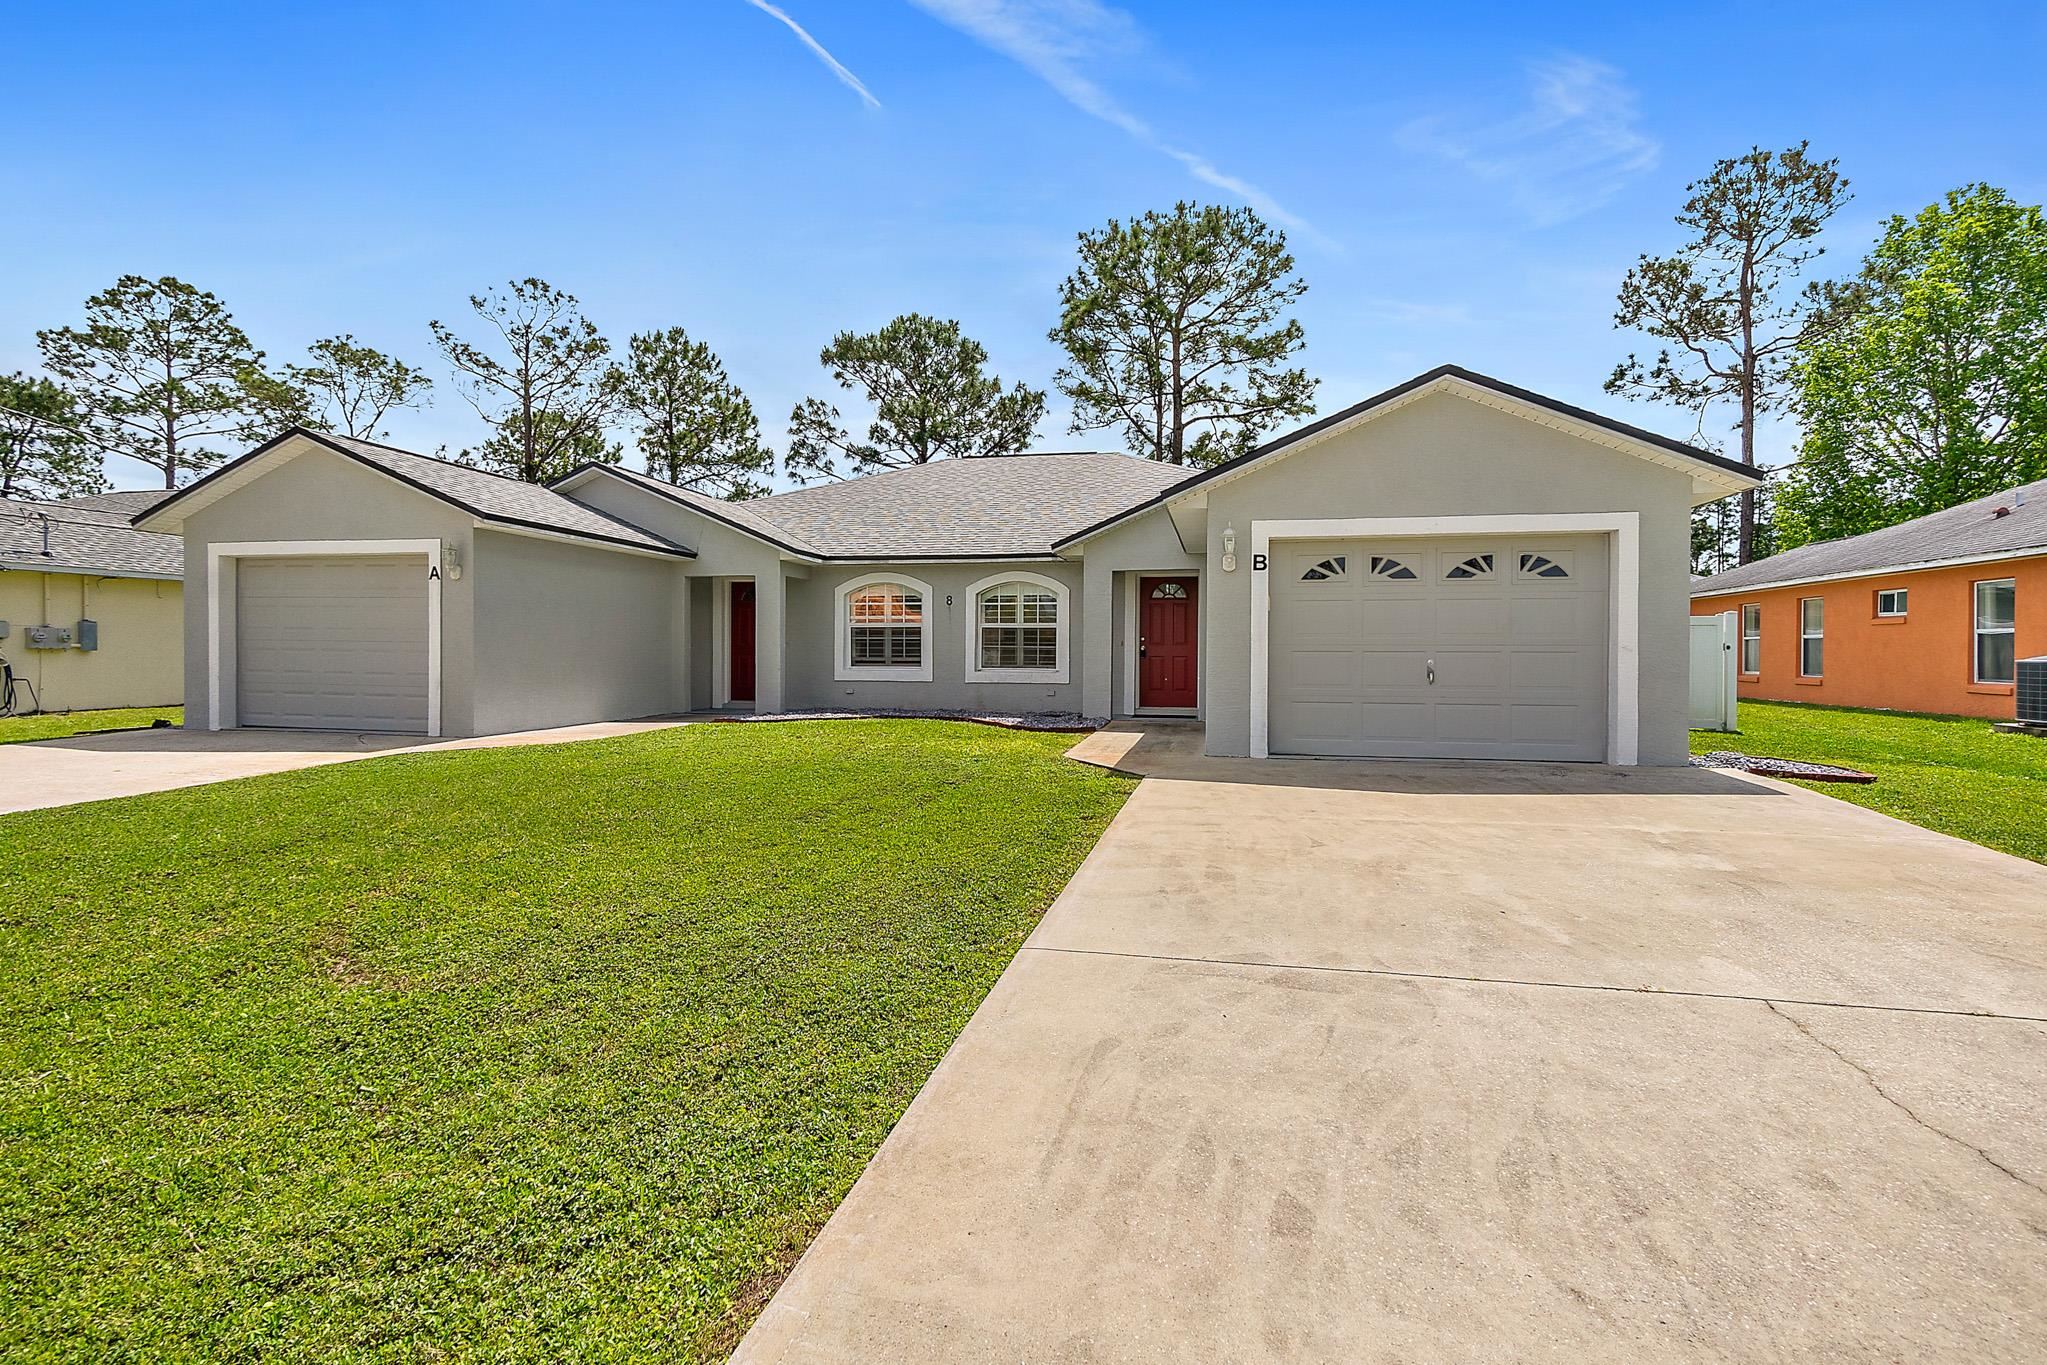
[23,624,72,650]
[76,619,99,651]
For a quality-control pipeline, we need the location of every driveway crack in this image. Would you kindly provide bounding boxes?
[1765,1000,2047,1199]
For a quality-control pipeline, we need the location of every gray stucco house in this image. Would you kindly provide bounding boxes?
[134,366,1756,764]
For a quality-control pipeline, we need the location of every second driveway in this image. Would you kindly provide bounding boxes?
[738,724,2047,1364]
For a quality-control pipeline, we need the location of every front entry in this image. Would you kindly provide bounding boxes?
[1138,576,1198,710]
[729,581,757,704]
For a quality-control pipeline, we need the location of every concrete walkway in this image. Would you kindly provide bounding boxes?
[737,723,2047,1364]
[0,719,685,814]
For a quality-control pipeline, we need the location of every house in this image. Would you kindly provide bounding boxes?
[133,365,1757,763]
[2,493,183,713]
[1691,479,2045,719]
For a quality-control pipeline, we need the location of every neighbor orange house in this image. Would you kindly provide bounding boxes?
[1691,479,2046,720]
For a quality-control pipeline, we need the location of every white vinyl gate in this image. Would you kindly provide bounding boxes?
[1689,611,1739,732]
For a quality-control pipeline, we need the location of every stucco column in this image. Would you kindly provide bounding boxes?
[669,564,691,714]
[756,564,787,713]
[1080,558,1114,720]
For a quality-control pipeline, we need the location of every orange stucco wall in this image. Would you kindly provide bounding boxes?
[1692,554,2046,719]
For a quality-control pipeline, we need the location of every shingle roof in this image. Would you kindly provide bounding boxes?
[562,453,1192,559]
[2,497,183,578]
[751,453,1189,558]
[312,435,693,555]
[1693,478,2047,595]
[57,489,175,517]
[573,464,828,556]
[142,429,693,557]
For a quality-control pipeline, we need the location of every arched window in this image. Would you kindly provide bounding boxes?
[965,572,1070,684]
[835,574,933,682]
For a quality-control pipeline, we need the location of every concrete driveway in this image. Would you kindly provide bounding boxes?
[0,720,685,814]
[737,723,2047,1364]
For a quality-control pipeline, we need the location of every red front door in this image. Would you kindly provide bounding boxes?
[729,581,756,704]
[1138,577,1198,709]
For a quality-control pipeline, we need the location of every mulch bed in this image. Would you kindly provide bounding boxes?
[710,708,1105,734]
[1691,751,1877,784]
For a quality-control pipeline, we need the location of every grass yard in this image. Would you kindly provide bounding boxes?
[0,720,1135,1362]
[1693,699,2047,863]
[0,705,182,745]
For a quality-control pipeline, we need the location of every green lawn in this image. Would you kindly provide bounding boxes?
[0,705,182,744]
[0,720,1135,1362]
[1693,699,2047,863]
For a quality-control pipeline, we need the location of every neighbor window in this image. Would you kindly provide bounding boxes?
[1974,578,2016,683]
[844,580,925,671]
[1799,597,1824,677]
[1875,588,1908,617]
[1740,604,1761,674]
[965,573,1069,681]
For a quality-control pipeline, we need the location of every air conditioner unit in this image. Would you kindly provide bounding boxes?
[2019,657,2047,725]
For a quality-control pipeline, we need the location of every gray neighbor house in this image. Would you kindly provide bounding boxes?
[134,365,1757,764]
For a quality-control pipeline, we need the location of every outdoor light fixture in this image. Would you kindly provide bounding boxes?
[1221,523,1238,573]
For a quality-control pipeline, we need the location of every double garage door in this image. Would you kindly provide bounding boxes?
[236,555,430,733]
[1269,535,1609,761]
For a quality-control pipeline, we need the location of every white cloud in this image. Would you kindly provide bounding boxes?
[906,0,1317,238]
[1396,56,1659,226]
[743,0,882,109]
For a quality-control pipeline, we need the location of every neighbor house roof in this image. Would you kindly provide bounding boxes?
[2,496,183,579]
[58,488,175,516]
[560,452,1190,560]
[1054,364,1763,549]
[137,429,694,558]
[1692,478,2047,596]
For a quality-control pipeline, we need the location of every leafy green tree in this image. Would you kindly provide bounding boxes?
[286,335,433,440]
[430,279,617,483]
[0,372,102,499]
[1776,184,2047,547]
[1607,144,1859,563]
[36,275,285,487]
[611,329,772,499]
[1050,201,1315,466]
[786,313,1044,482]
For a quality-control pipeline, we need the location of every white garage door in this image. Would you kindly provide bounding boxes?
[236,555,430,732]
[1269,535,1609,760]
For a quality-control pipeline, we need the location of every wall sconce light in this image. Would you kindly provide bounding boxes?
[443,547,463,581]
[1221,523,1238,573]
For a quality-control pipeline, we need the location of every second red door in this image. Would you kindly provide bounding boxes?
[1137,577,1197,709]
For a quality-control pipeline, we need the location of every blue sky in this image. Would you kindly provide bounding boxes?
[9,1,2044,489]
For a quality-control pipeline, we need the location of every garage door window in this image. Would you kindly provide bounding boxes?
[1368,555,1416,580]
[1300,555,1347,581]
[1444,553,1495,580]
[1519,552,1570,579]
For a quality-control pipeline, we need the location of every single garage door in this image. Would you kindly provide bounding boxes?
[236,555,429,732]
[1269,535,1609,760]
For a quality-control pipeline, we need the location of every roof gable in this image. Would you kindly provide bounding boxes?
[137,430,693,558]
[1054,365,1760,549]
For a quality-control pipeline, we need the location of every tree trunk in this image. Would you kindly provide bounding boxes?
[1168,327,1185,464]
[1737,244,1759,564]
